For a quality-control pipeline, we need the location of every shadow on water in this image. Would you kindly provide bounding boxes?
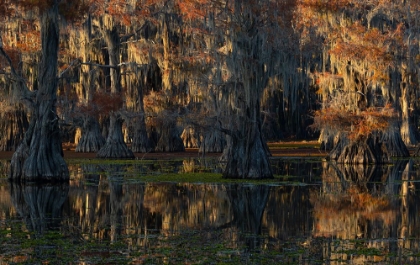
[2,158,420,263]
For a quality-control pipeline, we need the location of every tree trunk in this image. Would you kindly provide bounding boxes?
[9,6,69,182]
[129,65,154,153]
[75,116,105,152]
[221,0,274,179]
[334,134,390,164]
[96,113,134,158]
[400,79,417,146]
[222,103,273,179]
[329,123,409,165]
[199,128,226,153]
[381,123,410,157]
[96,26,134,158]
[131,115,153,153]
[155,119,185,152]
[222,130,272,179]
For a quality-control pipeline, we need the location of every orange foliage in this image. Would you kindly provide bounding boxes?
[78,91,123,117]
[312,103,396,140]
[329,22,405,73]
[58,1,90,22]
[0,48,21,70]
[176,0,208,20]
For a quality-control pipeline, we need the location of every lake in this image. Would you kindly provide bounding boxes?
[1,157,420,264]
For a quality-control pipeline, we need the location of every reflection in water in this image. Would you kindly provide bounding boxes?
[312,160,420,264]
[7,182,69,263]
[224,184,269,251]
[1,159,420,263]
[9,182,69,234]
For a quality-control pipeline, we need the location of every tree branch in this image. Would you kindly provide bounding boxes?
[58,59,81,79]
[0,36,35,107]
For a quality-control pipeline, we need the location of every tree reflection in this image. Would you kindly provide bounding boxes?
[223,184,269,251]
[8,181,69,262]
[311,161,409,263]
[9,182,68,234]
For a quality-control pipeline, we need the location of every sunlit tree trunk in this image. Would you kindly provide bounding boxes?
[153,16,184,152]
[400,66,418,147]
[10,5,69,181]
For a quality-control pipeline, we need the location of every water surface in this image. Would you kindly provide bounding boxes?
[1,158,420,264]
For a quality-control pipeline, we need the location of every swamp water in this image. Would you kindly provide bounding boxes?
[1,158,420,264]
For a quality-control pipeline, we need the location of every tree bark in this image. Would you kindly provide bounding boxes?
[129,65,154,153]
[222,114,273,179]
[131,115,153,153]
[400,78,417,146]
[221,0,274,179]
[9,5,68,182]
[75,116,105,152]
[334,134,390,165]
[96,26,134,158]
[155,118,185,152]
[328,124,409,165]
[96,113,134,158]
[199,128,226,153]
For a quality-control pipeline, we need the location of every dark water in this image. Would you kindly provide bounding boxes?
[1,158,420,264]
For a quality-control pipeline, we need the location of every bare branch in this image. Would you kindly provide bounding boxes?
[0,36,35,106]
[58,59,81,79]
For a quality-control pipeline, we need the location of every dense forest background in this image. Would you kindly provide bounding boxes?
[1,0,420,162]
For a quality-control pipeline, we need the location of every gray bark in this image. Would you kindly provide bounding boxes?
[9,5,68,182]
[222,116,273,179]
[330,126,409,165]
[96,113,134,158]
[155,119,185,152]
[96,26,134,158]
[75,116,105,152]
[221,0,274,179]
[131,115,153,153]
[199,128,226,153]
[129,65,155,153]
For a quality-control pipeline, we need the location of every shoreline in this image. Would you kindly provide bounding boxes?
[0,141,327,160]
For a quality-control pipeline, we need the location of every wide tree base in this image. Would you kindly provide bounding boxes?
[75,117,105,153]
[328,133,409,165]
[155,121,185,152]
[96,114,135,159]
[96,142,135,159]
[222,133,273,179]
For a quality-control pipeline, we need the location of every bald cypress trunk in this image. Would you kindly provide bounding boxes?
[97,113,134,158]
[9,6,68,182]
[96,26,134,159]
[223,100,273,179]
[222,0,273,179]
[75,116,105,152]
